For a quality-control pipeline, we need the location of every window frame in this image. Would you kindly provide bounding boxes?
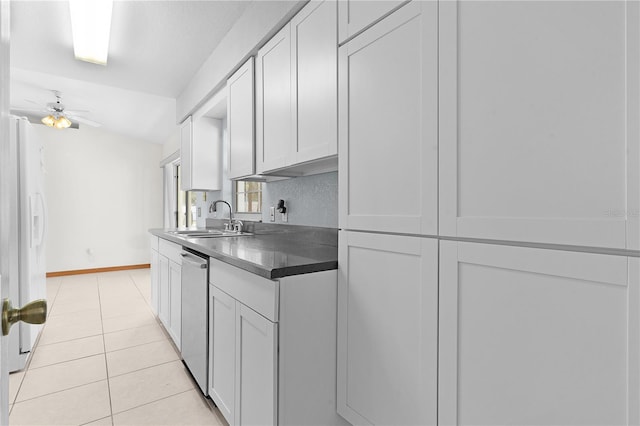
[233,180,263,216]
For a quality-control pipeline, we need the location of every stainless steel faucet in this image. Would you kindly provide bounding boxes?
[210,200,233,229]
[209,200,242,231]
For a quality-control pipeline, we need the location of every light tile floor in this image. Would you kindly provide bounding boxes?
[9,269,227,426]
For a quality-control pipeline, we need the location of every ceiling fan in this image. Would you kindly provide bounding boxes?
[14,90,102,129]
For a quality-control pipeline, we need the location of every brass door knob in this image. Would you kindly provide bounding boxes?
[2,299,47,336]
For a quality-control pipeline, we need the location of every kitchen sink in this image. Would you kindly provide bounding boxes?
[168,229,252,238]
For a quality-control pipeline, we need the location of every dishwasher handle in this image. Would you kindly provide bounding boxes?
[181,252,208,269]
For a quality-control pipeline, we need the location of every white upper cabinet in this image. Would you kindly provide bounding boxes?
[439,241,638,425]
[439,0,640,249]
[257,0,338,175]
[337,231,438,425]
[338,0,408,44]
[228,57,255,180]
[290,0,338,165]
[338,1,438,235]
[180,115,223,191]
[256,23,292,174]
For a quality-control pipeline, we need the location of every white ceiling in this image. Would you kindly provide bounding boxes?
[9,0,251,144]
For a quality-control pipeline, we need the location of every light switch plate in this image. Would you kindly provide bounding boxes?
[270,206,275,222]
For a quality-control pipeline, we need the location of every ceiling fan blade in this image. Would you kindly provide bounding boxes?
[11,107,48,114]
[64,109,91,116]
[68,115,101,127]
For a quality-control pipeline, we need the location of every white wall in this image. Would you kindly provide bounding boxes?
[39,125,163,273]
[177,1,305,121]
[163,126,180,158]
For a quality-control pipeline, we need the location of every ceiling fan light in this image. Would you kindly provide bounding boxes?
[54,116,72,129]
[69,0,113,65]
[41,115,56,127]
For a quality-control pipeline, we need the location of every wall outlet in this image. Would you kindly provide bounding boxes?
[197,207,201,217]
[282,212,288,223]
[270,206,276,222]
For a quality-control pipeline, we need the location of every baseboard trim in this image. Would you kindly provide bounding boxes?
[46,264,150,278]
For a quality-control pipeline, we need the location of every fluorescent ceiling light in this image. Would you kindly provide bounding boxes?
[69,0,114,65]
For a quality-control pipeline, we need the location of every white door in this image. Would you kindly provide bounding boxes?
[439,241,638,425]
[168,259,181,350]
[149,247,159,314]
[1,2,12,422]
[337,0,408,44]
[337,231,438,425]
[290,0,338,166]
[256,23,292,174]
[235,303,277,426]
[179,117,192,191]
[338,1,438,235]
[209,285,236,425]
[439,0,640,249]
[227,57,255,180]
[158,255,170,328]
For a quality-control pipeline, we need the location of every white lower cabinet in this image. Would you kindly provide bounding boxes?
[209,258,347,426]
[155,238,183,350]
[209,285,237,424]
[236,304,278,426]
[439,241,637,425]
[167,259,181,350]
[337,231,438,425]
[150,236,159,315]
[158,255,170,327]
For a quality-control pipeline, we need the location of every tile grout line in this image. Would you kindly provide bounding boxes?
[109,389,194,418]
[12,378,108,405]
[125,270,156,315]
[96,274,116,426]
[27,351,106,371]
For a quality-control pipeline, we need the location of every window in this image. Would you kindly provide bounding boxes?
[234,181,262,213]
[176,164,200,228]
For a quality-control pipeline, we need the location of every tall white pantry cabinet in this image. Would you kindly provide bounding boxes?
[337,1,640,426]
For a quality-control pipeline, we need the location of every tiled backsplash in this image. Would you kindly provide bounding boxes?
[262,171,337,228]
[201,171,338,229]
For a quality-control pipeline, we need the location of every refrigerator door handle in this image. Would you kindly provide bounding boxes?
[38,192,47,247]
[30,193,46,249]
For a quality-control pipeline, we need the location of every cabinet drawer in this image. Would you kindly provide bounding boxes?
[209,258,279,322]
[159,238,183,264]
[149,234,159,252]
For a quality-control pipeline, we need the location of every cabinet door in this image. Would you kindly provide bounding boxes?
[338,1,437,235]
[338,0,408,44]
[168,259,181,350]
[180,115,223,191]
[337,231,437,425]
[290,0,338,165]
[256,23,292,174]
[150,249,159,315]
[228,57,255,180]
[235,303,278,426]
[210,285,236,425]
[439,1,640,249]
[158,254,170,328]
[179,117,193,191]
[439,241,637,425]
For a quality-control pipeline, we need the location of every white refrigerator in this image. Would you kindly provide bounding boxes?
[8,116,47,372]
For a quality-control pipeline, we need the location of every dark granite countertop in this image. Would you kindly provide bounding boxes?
[149,223,338,280]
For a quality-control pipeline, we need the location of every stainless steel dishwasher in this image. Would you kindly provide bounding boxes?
[180,248,209,395]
